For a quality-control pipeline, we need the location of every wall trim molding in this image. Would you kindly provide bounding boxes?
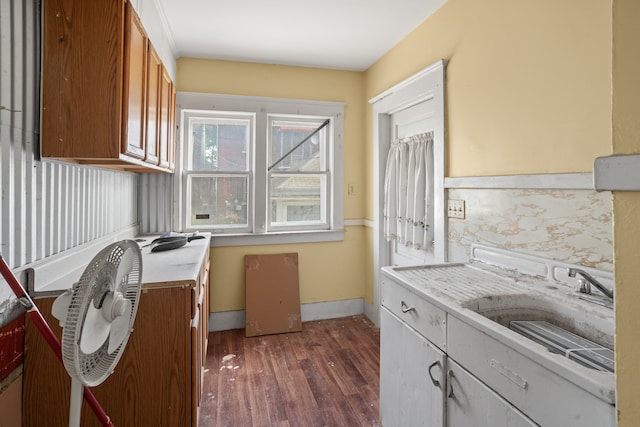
[594,154,640,191]
[444,173,594,190]
[208,298,366,332]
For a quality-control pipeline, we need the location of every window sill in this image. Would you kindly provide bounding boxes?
[208,229,345,247]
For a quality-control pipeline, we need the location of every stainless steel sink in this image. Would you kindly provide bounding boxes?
[461,293,614,371]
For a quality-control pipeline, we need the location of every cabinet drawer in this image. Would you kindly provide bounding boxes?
[447,316,615,427]
[447,359,536,427]
[381,276,446,350]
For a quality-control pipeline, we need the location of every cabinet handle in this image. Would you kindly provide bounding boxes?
[427,360,441,389]
[447,369,455,398]
[400,301,415,313]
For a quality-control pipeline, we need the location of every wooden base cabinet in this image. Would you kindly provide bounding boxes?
[23,242,210,426]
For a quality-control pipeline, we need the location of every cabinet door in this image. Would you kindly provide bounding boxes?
[23,287,192,427]
[41,0,124,159]
[144,43,161,165]
[169,84,177,170]
[122,3,147,159]
[191,306,203,427]
[158,67,173,169]
[380,307,445,427]
[446,359,537,427]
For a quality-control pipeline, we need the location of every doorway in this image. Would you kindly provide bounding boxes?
[367,60,446,325]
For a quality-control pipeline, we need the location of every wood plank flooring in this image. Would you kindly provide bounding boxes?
[199,315,381,427]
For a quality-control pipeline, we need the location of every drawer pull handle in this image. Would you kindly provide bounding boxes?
[428,360,441,389]
[401,301,415,313]
[447,369,455,398]
[490,359,528,390]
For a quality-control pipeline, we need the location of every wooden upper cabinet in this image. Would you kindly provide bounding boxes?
[158,67,173,169]
[41,0,124,159]
[145,44,162,165]
[41,0,175,173]
[122,4,147,160]
[169,85,177,170]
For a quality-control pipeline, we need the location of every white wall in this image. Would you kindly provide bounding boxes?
[130,0,178,80]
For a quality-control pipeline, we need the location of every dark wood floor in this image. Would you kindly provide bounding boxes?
[198,315,381,427]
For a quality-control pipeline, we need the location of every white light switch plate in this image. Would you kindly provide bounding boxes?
[448,199,465,219]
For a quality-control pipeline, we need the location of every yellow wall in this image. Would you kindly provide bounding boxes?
[210,227,367,312]
[176,59,368,310]
[363,0,612,219]
[180,0,637,420]
[612,0,640,424]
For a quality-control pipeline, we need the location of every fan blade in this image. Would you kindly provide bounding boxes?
[80,304,111,354]
[108,301,132,354]
[51,289,73,327]
[114,248,135,289]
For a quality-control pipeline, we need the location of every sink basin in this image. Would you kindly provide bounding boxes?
[461,293,614,351]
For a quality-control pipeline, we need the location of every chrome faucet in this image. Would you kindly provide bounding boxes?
[568,268,614,301]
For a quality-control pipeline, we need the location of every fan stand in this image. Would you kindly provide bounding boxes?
[70,378,84,427]
[0,254,115,427]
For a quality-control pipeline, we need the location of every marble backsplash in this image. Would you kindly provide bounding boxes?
[447,188,613,271]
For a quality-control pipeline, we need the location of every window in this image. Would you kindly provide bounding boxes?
[177,93,344,246]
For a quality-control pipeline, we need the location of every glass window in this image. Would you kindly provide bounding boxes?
[178,94,344,244]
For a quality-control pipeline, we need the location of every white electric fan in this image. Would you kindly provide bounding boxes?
[51,240,143,427]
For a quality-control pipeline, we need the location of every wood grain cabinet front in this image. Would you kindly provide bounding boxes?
[41,0,175,173]
[22,242,211,426]
[144,43,162,165]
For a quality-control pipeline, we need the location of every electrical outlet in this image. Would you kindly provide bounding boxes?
[447,199,465,219]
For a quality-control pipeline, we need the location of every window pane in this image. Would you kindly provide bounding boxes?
[190,118,249,172]
[189,175,249,228]
[270,174,325,226]
[269,120,326,172]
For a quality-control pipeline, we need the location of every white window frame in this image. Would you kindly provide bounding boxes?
[174,92,345,246]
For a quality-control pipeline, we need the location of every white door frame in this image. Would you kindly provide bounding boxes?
[366,60,447,326]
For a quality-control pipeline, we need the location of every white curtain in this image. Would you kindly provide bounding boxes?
[383,132,434,251]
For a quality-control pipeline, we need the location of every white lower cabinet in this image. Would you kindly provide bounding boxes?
[380,307,445,427]
[380,307,536,427]
[446,359,537,427]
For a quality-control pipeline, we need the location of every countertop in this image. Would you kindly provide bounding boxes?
[136,233,211,288]
[381,260,616,404]
[30,232,211,295]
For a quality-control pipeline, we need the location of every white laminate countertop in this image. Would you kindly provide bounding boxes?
[137,233,211,287]
[30,232,211,295]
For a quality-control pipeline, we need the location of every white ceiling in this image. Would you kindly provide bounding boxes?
[155,0,447,71]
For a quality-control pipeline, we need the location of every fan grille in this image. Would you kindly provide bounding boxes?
[60,240,142,387]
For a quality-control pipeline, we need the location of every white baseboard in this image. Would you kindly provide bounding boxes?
[364,301,380,328]
[208,298,367,332]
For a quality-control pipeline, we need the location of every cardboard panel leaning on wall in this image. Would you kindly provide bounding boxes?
[245,253,302,337]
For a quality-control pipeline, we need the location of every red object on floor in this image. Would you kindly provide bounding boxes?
[0,315,25,382]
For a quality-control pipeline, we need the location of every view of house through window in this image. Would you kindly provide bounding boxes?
[269,117,328,227]
[178,94,344,241]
